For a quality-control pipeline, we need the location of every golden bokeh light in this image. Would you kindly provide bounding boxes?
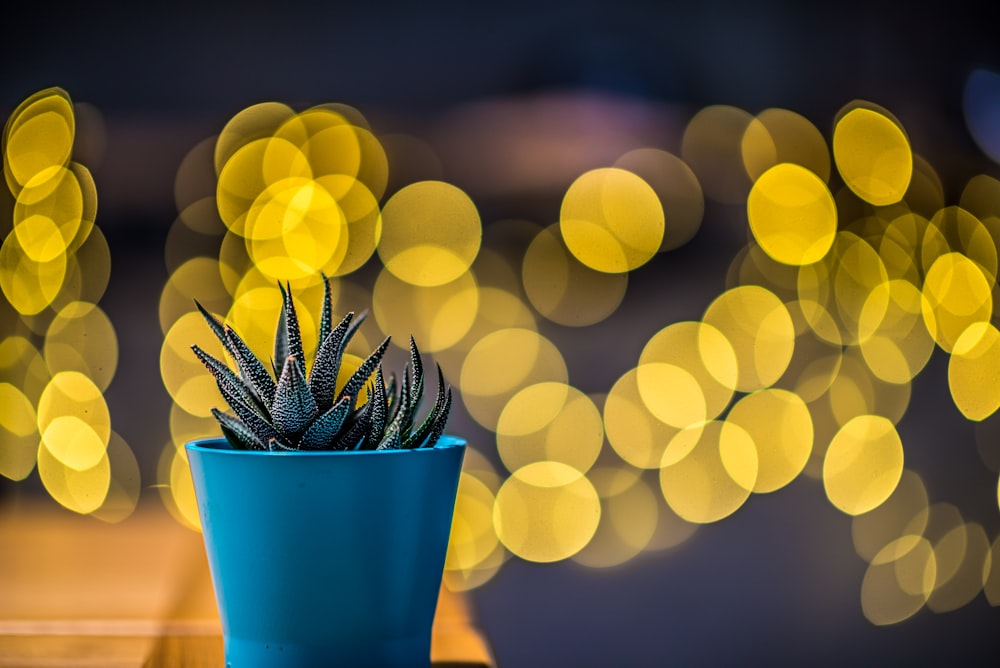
[747,162,837,266]
[494,461,601,563]
[372,265,478,353]
[833,106,913,206]
[459,328,568,431]
[852,470,929,564]
[927,522,990,613]
[681,104,755,204]
[36,371,111,447]
[921,252,993,352]
[0,381,39,480]
[861,537,936,625]
[378,180,482,287]
[741,108,831,182]
[604,367,682,470]
[858,279,934,384]
[572,467,659,569]
[160,310,227,418]
[521,223,627,326]
[823,415,904,516]
[726,389,813,493]
[948,322,1000,421]
[496,382,603,474]
[559,167,664,273]
[702,285,795,391]
[638,321,737,428]
[89,431,141,524]
[3,88,75,194]
[444,472,503,590]
[659,420,758,523]
[43,301,117,391]
[612,148,703,251]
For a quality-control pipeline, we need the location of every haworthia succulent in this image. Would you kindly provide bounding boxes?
[192,279,452,451]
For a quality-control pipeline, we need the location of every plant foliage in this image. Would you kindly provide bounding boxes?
[192,278,452,451]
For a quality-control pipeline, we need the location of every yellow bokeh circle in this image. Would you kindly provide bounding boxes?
[559,167,664,273]
[493,461,601,563]
[833,107,913,206]
[378,181,482,287]
[747,162,837,266]
[823,415,904,515]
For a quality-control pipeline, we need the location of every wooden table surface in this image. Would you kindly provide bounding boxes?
[0,500,495,667]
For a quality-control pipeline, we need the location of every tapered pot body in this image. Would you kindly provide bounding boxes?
[186,436,466,668]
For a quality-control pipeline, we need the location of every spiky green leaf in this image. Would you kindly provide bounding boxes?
[275,283,305,380]
[339,402,371,451]
[421,388,452,449]
[225,326,276,410]
[272,355,318,437]
[215,372,280,445]
[377,424,402,450]
[194,300,237,359]
[318,273,334,346]
[192,344,261,413]
[337,336,391,410]
[300,394,353,450]
[408,335,424,410]
[404,364,448,449]
[212,408,266,450]
[365,366,388,450]
[309,311,354,412]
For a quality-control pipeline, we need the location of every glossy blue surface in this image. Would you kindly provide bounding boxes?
[186,436,466,668]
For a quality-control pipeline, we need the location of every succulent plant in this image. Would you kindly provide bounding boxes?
[191,277,452,451]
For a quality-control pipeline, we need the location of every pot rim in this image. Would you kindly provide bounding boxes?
[185,434,466,456]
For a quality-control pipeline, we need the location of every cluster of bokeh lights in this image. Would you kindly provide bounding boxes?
[1,88,137,521]
[4,86,1000,626]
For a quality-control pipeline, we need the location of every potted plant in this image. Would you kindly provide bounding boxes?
[185,275,464,668]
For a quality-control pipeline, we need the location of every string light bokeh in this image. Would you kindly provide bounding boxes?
[3,6,1000,665]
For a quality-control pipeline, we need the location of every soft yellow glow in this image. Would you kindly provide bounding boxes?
[41,415,107,470]
[613,148,703,251]
[927,522,990,613]
[604,367,682,469]
[371,266,478,353]
[522,224,626,326]
[214,101,296,175]
[833,107,912,206]
[638,321,737,428]
[496,382,603,474]
[921,252,993,352]
[36,371,110,447]
[747,163,837,266]
[43,301,118,391]
[559,167,664,273]
[37,441,110,515]
[823,415,904,515]
[459,328,567,431]
[378,180,481,287]
[0,382,39,481]
[861,537,935,625]
[493,461,600,563]
[858,280,934,384]
[90,431,141,524]
[923,206,997,284]
[742,108,831,182]
[159,257,232,334]
[726,389,813,493]
[949,322,1000,421]
[852,470,929,563]
[573,467,659,568]
[702,285,795,391]
[681,105,755,204]
[660,421,757,523]
[168,443,202,530]
[0,230,67,315]
[3,88,75,193]
[160,311,227,418]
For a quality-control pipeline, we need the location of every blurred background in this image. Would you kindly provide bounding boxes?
[3,2,1000,666]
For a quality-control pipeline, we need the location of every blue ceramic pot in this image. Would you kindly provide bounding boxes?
[186,435,466,668]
